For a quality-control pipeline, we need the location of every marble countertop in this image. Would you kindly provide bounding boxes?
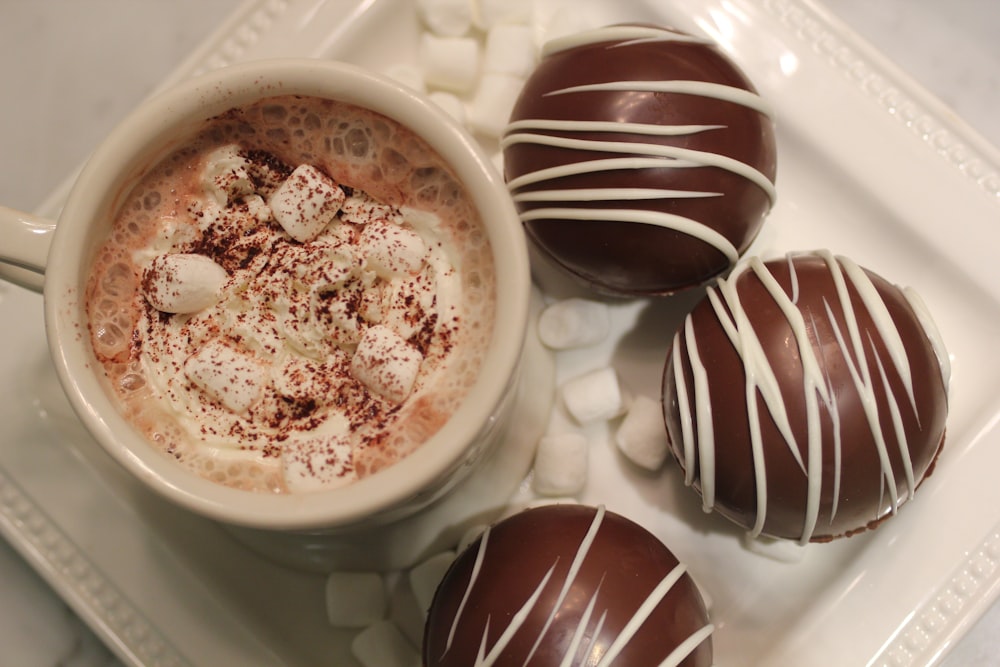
[0,1,996,665]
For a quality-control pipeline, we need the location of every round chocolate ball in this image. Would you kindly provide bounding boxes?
[423,504,713,666]
[502,24,777,296]
[662,251,950,542]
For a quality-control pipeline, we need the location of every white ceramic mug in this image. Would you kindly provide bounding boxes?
[0,59,549,570]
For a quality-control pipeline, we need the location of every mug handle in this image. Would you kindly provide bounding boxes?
[0,205,55,293]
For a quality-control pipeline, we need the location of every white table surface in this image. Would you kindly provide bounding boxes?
[0,1,997,665]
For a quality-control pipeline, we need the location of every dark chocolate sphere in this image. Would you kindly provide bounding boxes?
[662,251,950,542]
[423,504,713,666]
[503,24,777,296]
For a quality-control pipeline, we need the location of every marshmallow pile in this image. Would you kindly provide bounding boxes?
[140,150,429,412]
[531,297,671,498]
[384,0,605,148]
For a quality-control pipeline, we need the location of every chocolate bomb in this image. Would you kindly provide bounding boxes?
[423,504,713,666]
[662,251,950,542]
[502,24,777,296]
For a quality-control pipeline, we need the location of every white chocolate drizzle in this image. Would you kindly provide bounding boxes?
[658,625,717,667]
[595,563,689,666]
[505,119,726,137]
[501,132,777,205]
[512,187,722,203]
[504,25,775,278]
[559,579,606,667]
[542,25,712,58]
[475,563,557,666]
[902,286,951,390]
[544,80,775,119]
[438,505,713,665]
[506,157,703,191]
[672,250,943,543]
[524,504,607,664]
[517,207,739,265]
[443,525,490,656]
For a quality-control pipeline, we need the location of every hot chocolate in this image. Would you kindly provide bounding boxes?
[85,95,496,494]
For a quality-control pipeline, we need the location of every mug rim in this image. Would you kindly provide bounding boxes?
[43,58,530,531]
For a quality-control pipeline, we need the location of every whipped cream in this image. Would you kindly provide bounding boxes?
[128,145,464,492]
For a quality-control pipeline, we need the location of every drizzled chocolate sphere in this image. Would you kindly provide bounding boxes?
[662,251,950,542]
[423,504,713,666]
[502,24,777,296]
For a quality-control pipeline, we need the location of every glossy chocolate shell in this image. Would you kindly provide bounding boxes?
[662,251,950,542]
[423,504,713,666]
[503,25,777,295]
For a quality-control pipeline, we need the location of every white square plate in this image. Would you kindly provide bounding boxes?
[2,0,999,665]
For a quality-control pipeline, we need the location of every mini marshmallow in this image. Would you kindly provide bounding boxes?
[408,551,455,613]
[537,298,611,350]
[384,63,427,93]
[561,367,626,424]
[142,253,228,314]
[379,275,436,341]
[428,91,467,125]
[483,24,537,78]
[532,432,588,496]
[202,144,254,206]
[351,325,423,403]
[467,72,524,138]
[417,0,473,36]
[325,571,387,628]
[359,220,427,278]
[268,164,345,242]
[351,620,420,667]
[184,340,267,414]
[615,395,670,471]
[419,34,480,93]
[473,0,533,29]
